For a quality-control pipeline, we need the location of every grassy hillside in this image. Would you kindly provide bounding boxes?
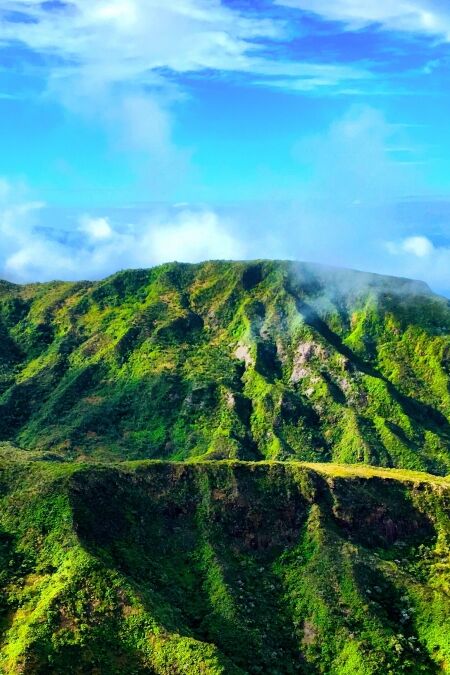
[0,456,448,674]
[0,262,448,673]
[0,260,448,473]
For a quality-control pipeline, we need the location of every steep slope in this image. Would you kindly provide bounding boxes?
[0,456,448,674]
[0,261,448,472]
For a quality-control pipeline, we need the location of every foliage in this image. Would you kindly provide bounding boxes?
[0,261,449,672]
[0,458,448,673]
[0,261,447,472]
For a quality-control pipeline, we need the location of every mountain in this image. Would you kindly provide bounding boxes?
[0,260,449,673]
[0,260,448,473]
[0,455,448,674]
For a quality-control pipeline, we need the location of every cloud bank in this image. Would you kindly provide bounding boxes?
[0,181,246,282]
[2,101,450,298]
[2,105,450,295]
[383,235,450,291]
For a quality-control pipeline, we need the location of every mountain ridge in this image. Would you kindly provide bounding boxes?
[0,259,448,472]
[0,259,436,295]
[0,456,448,673]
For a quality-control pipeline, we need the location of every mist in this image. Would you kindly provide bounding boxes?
[1,107,450,296]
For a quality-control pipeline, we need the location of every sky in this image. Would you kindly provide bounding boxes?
[1,0,450,294]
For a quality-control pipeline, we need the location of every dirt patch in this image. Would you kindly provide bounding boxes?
[302,620,317,645]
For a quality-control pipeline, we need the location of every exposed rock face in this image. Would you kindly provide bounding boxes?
[290,341,327,383]
[235,343,255,368]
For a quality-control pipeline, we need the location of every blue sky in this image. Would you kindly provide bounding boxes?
[1,0,450,294]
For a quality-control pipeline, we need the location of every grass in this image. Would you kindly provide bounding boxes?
[0,457,448,673]
[301,462,450,484]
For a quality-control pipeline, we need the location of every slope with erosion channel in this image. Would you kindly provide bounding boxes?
[0,260,448,472]
[0,457,448,673]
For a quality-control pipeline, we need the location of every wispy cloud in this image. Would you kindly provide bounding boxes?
[0,0,370,93]
[275,0,450,40]
[292,106,423,204]
[385,235,434,257]
[0,1,376,197]
[1,0,449,292]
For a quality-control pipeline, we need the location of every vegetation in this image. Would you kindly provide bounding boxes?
[0,260,448,473]
[0,260,449,672]
[0,456,447,674]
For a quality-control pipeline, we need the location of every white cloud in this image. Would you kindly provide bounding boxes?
[1,174,450,295]
[0,180,45,241]
[79,216,113,241]
[0,178,244,282]
[0,0,373,201]
[293,106,422,204]
[147,210,245,263]
[384,233,450,291]
[5,241,77,280]
[0,0,369,93]
[275,0,450,39]
[0,1,375,201]
[386,235,434,257]
[247,105,450,293]
[0,181,77,279]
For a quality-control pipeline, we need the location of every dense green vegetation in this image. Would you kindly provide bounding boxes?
[0,455,447,674]
[0,261,449,672]
[0,260,448,472]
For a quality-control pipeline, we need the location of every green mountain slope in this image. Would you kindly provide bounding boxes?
[0,260,449,472]
[0,456,448,674]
